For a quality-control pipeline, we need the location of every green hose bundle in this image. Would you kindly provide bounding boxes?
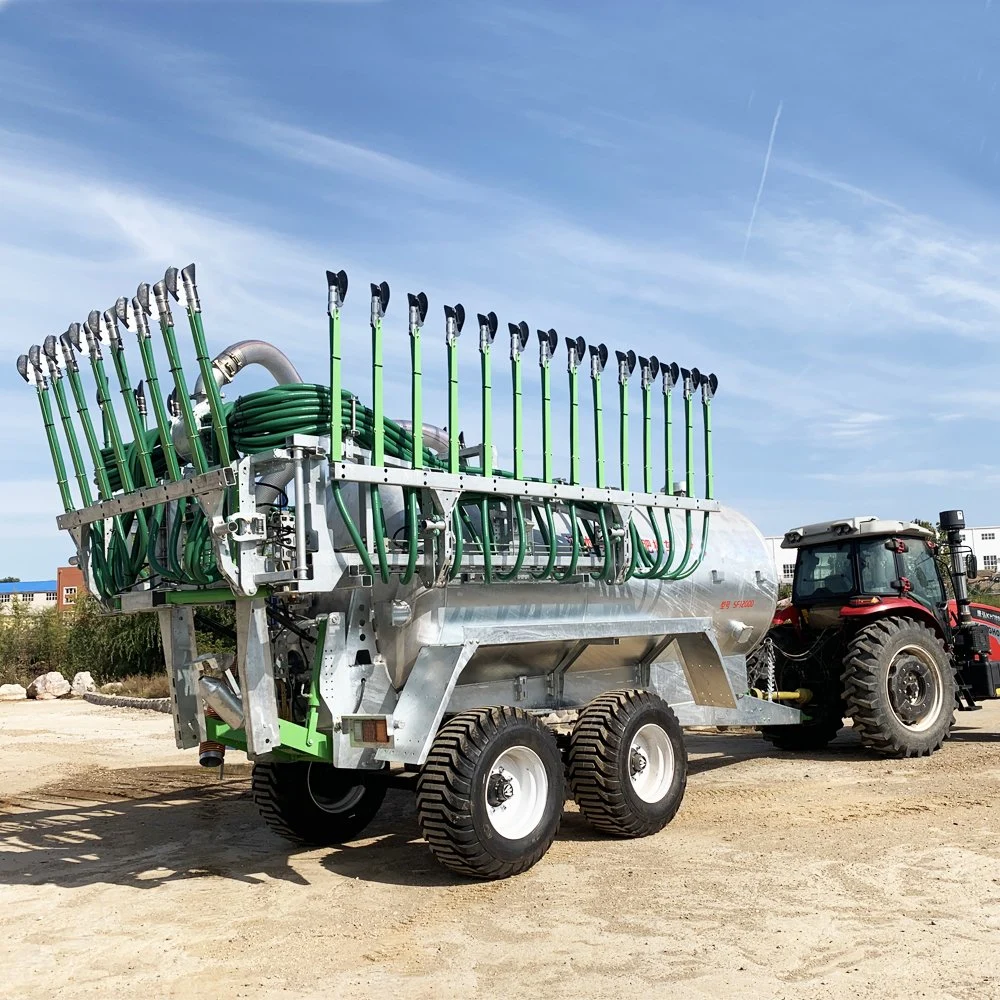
[89,382,707,592]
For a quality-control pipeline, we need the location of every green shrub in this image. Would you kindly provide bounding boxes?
[0,597,235,686]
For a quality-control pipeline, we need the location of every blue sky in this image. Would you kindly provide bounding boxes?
[2,0,1000,577]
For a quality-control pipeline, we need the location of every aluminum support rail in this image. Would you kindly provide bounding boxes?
[57,466,237,529]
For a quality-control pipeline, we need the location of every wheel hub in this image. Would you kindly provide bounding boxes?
[630,747,648,777]
[888,654,935,726]
[486,769,516,808]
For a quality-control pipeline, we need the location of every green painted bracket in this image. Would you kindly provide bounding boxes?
[205,715,333,763]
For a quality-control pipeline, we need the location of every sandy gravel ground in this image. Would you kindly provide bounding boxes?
[1,699,999,1000]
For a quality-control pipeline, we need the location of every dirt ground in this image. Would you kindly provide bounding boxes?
[1,700,999,1000]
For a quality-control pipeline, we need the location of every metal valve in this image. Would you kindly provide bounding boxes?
[327,269,348,314]
[537,327,558,366]
[42,335,61,375]
[565,335,586,372]
[27,345,46,387]
[508,320,529,360]
[152,279,173,327]
[102,309,123,352]
[589,342,608,378]
[407,291,428,334]
[615,349,637,383]
[638,354,659,390]
[478,310,498,352]
[443,302,465,343]
[180,263,201,313]
[660,360,679,393]
[370,280,390,324]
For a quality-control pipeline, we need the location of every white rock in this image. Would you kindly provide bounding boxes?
[71,671,97,697]
[0,683,27,701]
[27,671,72,700]
[100,681,125,694]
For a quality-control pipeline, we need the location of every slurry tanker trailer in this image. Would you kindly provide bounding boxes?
[15,265,847,878]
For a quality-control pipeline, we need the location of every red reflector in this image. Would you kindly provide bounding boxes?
[848,596,882,607]
[353,718,390,744]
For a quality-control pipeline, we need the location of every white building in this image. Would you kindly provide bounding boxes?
[765,526,1000,586]
[0,580,58,614]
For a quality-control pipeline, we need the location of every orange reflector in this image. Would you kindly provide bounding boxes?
[848,596,882,607]
[352,717,390,745]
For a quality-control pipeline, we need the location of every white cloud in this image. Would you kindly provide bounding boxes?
[6,32,1000,573]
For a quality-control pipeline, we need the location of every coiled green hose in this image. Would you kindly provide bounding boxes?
[90,382,708,591]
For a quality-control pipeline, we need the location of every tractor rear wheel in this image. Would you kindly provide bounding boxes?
[252,761,387,846]
[842,616,956,757]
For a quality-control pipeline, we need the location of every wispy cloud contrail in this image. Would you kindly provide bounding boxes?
[742,99,783,260]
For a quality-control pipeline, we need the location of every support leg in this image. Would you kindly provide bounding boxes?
[236,597,281,757]
[158,606,205,749]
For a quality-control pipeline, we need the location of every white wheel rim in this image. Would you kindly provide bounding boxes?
[885,644,945,733]
[628,723,675,803]
[484,746,549,840]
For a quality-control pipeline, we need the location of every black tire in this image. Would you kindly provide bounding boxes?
[761,712,843,752]
[567,689,687,837]
[842,616,956,758]
[252,761,387,846]
[416,707,564,880]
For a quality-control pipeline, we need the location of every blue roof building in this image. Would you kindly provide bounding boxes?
[0,581,57,595]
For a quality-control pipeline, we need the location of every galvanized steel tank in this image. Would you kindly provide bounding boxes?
[361,502,776,690]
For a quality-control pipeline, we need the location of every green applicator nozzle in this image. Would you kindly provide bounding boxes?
[444,301,465,474]
[659,360,679,494]
[614,348,636,490]
[41,336,89,507]
[328,269,348,462]
[407,290,428,470]
[153,275,207,474]
[637,354,659,494]
[477,310,498,475]
[537,327,558,483]
[700,371,718,501]
[102,307,155,485]
[370,280,390,467]
[680,366,696,498]
[508,320,530,480]
[119,290,181,482]
[588,342,608,489]
[171,263,231,468]
[565,335,586,486]
[23,346,73,512]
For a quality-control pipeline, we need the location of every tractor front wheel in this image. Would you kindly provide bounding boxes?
[842,617,956,757]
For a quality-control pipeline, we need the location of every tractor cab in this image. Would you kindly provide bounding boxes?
[782,517,946,631]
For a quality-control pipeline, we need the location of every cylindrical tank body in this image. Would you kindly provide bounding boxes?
[322,497,777,690]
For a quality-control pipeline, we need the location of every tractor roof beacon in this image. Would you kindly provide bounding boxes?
[754,510,995,758]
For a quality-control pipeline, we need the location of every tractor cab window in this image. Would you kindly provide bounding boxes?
[793,542,855,602]
[857,539,898,595]
[899,539,945,606]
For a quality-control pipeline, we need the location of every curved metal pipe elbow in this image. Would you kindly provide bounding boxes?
[193,339,303,398]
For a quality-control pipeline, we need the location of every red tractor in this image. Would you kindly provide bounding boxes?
[751,509,1000,757]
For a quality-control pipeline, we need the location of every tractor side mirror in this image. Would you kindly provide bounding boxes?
[966,554,978,580]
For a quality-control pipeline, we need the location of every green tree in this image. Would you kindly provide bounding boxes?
[0,576,20,583]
